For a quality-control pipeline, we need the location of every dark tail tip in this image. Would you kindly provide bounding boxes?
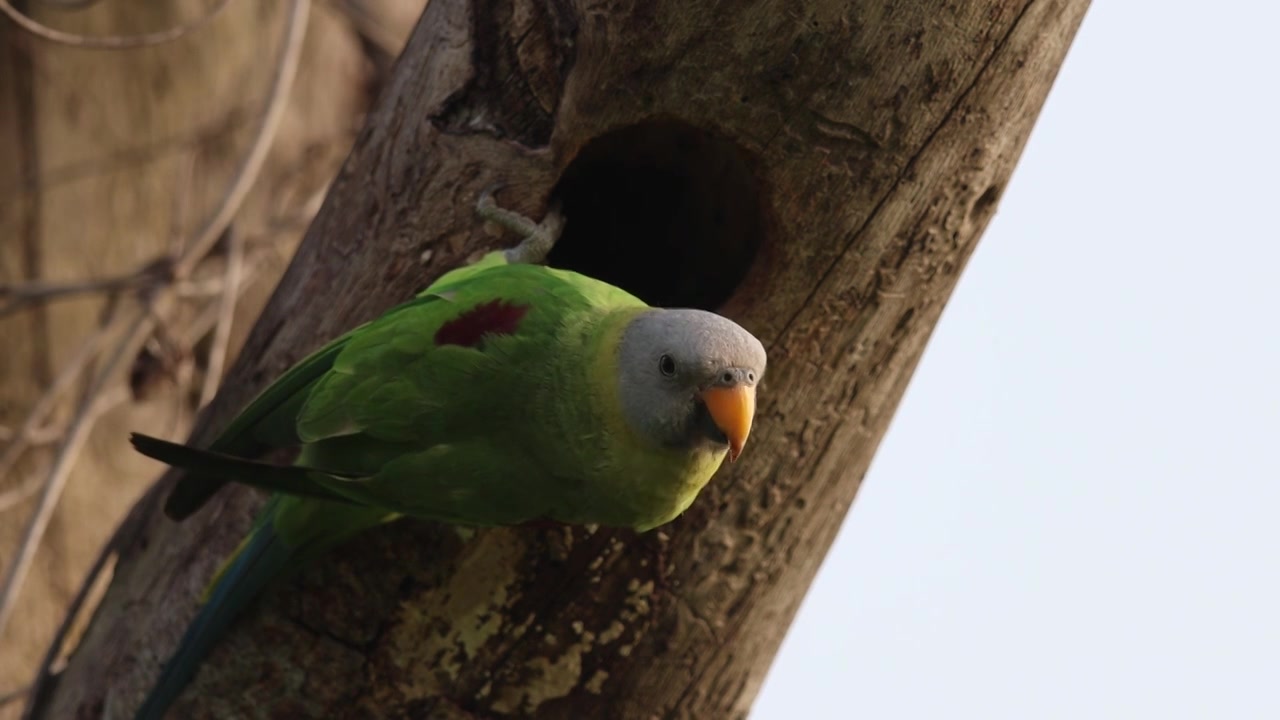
[130,431,154,448]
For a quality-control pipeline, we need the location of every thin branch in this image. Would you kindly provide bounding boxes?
[332,0,406,59]
[282,181,331,232]
[25,425,62,445]
[181,256,267,347]
[0,0,234,50]
[0,310,156,639]
[21,481,168,720]
[0,273,143,303]
[173,247,267,298]
[0,388,128,513]
[0,313,119,484]
[0,422,64,449]
[35,0,103,9]
[0,478,44,514]
[199,228,244,408]
[174,277,231,299]
[0,115,256,204]
[0,263,168,318]
[167,150,199,258]
[0,683,31,709]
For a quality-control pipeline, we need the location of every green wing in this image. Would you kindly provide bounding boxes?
[295,262,629,447]
[163,293,442,519]
[163,260,645,520]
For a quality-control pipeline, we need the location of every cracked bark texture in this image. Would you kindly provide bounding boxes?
[34,0,1088,717]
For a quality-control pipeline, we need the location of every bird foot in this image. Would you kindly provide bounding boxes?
[475,187,566,265]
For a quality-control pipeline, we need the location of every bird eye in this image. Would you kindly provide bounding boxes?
[659,354,677,377]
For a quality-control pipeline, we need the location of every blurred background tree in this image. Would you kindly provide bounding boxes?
[0,2,425,715]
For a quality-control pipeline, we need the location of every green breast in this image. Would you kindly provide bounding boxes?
[537,306,729,531]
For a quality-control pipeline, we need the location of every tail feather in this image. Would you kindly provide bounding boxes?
[130,433,362,505]
[132,523,290,720]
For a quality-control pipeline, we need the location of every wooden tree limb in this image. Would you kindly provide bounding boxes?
[36,0,1089,717]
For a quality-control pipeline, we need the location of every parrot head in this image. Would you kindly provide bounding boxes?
[617,309,767,462]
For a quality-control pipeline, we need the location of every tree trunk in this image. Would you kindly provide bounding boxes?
[34,0,1088,717]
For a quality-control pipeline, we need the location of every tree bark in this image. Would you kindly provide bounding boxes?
[36,0,1089,717]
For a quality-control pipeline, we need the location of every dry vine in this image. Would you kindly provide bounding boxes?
[0,0,314,707]
[0,0,235,50]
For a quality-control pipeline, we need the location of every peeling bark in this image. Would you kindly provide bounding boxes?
[35,0,1089,717]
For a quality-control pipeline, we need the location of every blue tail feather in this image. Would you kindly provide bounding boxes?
[133,523,291,720]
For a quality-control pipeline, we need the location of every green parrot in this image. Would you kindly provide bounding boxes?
[129,194,766,719]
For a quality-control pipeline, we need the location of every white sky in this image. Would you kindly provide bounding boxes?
[754,2,1280,718]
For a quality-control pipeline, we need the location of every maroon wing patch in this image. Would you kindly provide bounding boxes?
[434,300,530,349]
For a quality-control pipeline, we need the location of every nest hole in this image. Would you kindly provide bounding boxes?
[547,119,764,310]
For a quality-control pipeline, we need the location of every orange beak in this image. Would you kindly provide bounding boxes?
[699,384,756,462]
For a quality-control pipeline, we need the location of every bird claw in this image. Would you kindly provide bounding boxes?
[474,187,566,266]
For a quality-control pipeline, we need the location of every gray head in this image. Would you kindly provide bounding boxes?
[617,309,767,461]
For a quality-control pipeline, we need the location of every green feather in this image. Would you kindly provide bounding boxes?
[133,255,752,720]
[163,293,445,519]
